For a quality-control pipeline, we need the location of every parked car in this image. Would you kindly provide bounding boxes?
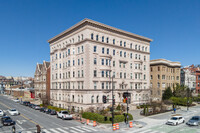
[40,107,45,112]
[13,99,20,103]
[31,104,36,109]
[0,109,5,117]
[187,116,200,126]
[57,110,72,120]
[1,116,15,126]
[8,109,20,116]
[34,105,41,110]
[28,103,33,107]
[43,108,48,113]
[50,110,57,115]
[23,101,30,106]
[46,109,52,114]
[166,115,185,125]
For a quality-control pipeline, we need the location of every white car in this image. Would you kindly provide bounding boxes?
[166,115,185,125]
[0,109,5,117]
[57,111,73,120]
[8,109,20,116]
[13,99,20,103]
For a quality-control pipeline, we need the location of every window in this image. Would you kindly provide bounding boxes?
[101,59,104,65]
[130,63,132,69]
[130,43,132,48]
[120,41,122,46]
[78,47,80,54]
[113,39,115,44]
[96,96,99,103]
[107,48,109,54]
[142,46,144,51]
[102,36,104,42]
[113,49,115,56]
[102,47,104,54]
[94,70,97,77]
[151,67,153,72]
[139,45,140,50]
[82,70,84,77]
[59,53,61,59]
[68,49,70,55]
[94,46,97,52]
[91,33,94,40]
[73,48,75,55]
[144,74,146,80]
[94,82,97,89]
[73,60,75,66]
[102,71,104,77]
[106,59,108,65]
[130,53,132,58]
[123,63,125,68]
[135,73,137,79]
[144,56,146,61]
[135,54,137,59]
[78,59,80,65]
[124,42,126,47]
[162,75,165,80]
[102,82,104,89]
[158,67,160,71]
[124,73,126,79]
[145,47,147,52]
[60,64,61,68]
[81,34,83,40]
[91,96,94,103]
[135,84,138,89]
[113,61,115,67]
[144,65,146,70]
[78,71,80,77]
[135,64,138,69]
[56,54,57,59]
[120,72,122,78]
[113,72,115,78]
[106,37,109,43]
[135,45,137,50]
[81,46,84,53]
[158,74,160,79]
[94,58,97,65]
[120,51,122,57]
[96,35,98,41]
[139,55,141,60]
[176,76,179,80]
[130,73,133,79]
[157,82,160,88]
[81,58,83,65]
[162,83,165,88]
[124,52,126,57]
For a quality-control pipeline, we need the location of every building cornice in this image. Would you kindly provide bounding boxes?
[150,59,181,68]
[48,18,152,44]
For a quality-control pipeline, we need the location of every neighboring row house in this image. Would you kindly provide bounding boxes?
[48,18,152,111]
[34,61,50,104]
[150,59,181,101]
[181,68,196,91]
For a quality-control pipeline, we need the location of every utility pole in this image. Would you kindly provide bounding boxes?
[111,75,114,126]
[187,77,189,111]
[126,89,129,124]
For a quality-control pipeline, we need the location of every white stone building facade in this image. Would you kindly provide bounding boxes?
[181,68,196,91]
[48,19,152,112]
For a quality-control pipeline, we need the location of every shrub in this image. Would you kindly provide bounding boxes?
[82,112,133,123]
[170,97,192,106]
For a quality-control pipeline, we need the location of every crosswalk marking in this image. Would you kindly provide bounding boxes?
[56,128,69,133]
[49,128,61,133]
[43,129,51,133]
[76,126,92,132]
[69,130,78,133]
[70,127,85,132]
[26,131,32,133]
[83,126,98,131]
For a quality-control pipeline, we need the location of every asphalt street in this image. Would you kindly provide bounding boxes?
[0,95,104,133]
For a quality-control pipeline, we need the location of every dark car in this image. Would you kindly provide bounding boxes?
[23,101,30,106]
[50,110,57,115]
[34,105,41,110]
[40,107,45,112]
[28,104,33,108]
[1,116,15,126]
[46,109,52,114]
[186,116,200,126]
[31,104,36,109]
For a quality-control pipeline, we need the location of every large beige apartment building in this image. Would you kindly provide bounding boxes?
[150,59,181,101]
[48,19,152,111]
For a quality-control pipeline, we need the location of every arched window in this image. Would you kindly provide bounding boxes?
[72,95,74,102]
[78,95,80,103]
[96,96,99,103]
[91,33,94,40]
[135,45,137,50]
[91,96,94,103]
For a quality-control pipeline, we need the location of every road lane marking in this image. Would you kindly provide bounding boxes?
[0,101,43,128]
[70,127,85,132]
[56,128,69,133]
[49,128,60,133]
[83,126,98,131]
[26,131,32,133]
[43,129,52,133]
[76,126,92,132]
[70,130,78,133]
[16,123,24,130]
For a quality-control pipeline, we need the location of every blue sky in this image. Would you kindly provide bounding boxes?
[0,0,199,77]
